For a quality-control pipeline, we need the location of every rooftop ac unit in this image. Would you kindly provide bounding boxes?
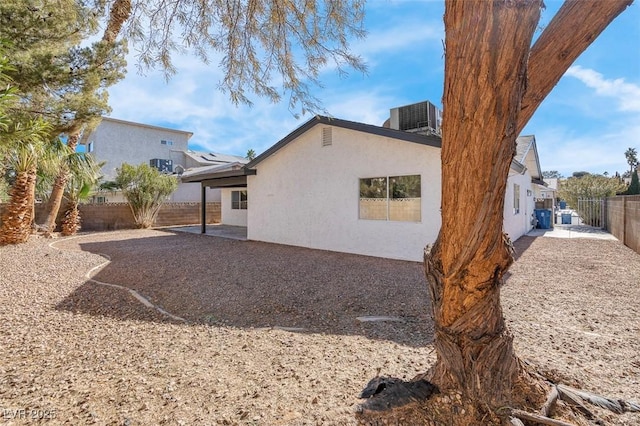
[150,158,173,173]
[394,100,442,135]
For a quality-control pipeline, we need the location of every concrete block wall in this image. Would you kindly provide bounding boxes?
[0,202,221,232]
[606,195,640,255]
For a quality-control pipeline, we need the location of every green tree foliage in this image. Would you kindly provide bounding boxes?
[625,147,638,175]
[60,153,104,236]
[114,163,178,228]
[626,169,639,195]
[1,0,127,233]
[0,43,60,244]
[0,0,126,134]
[0,121,58,244]
[558,173,626,226]
[542,170,562,179]
[559,174,626,205]
[89,0,366,115]
[246,149,256,161]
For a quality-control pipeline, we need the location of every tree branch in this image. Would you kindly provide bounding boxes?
[517,0,634,134]
[510,409,577,426]
[540,384,559,417]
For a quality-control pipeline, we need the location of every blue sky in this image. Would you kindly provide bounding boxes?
[106,1,640,178]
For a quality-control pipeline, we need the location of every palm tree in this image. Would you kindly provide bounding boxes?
[60,153,103,236]
[0,122,58,244]
[625,147,638,176]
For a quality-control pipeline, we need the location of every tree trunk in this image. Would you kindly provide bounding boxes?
[423,0,544,416]
[354,1,634,424]
[41,0,131,235]
[0,165,37,245]
[40,133,80,234]
[61,202,81,236]
[103,0,131,44]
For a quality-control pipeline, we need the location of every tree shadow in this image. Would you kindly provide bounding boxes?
[55,230,434,347]
[512,235,537,261]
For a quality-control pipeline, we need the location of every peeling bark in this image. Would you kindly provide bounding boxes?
[424,0,543,412]
[359,0,634,423]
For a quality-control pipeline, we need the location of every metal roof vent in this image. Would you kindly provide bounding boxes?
[322,127,332,146]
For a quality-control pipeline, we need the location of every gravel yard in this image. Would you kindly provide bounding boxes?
[1,229,639,425]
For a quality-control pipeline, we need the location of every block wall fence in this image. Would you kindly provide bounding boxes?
[0,202,221,232]
[606,195,640,255]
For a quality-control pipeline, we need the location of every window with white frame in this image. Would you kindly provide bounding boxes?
[160,139,173,146]
[513,183,521,214]
[359,175,421,222]
[231,190,248,210]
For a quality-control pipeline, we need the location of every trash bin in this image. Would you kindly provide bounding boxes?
[559,201,567,209]
[561,213,572,224]
[534,209,552,229]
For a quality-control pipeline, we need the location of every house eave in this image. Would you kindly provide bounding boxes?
[245,115,442,169]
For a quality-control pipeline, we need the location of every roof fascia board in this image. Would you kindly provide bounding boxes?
[246,115,442,169]
[201,176,248,188]
[510,159,526,174]
[99,117,194,137]
[529,137,543,179]
[181,168,255,183]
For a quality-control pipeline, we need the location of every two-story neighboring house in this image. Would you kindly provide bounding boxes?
[80,117,247,202]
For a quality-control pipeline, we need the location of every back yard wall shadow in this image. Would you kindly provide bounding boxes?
[55,230,434,347]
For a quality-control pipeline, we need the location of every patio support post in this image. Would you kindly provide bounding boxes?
[201,184,206,234]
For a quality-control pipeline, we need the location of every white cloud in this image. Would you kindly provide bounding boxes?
[536,121,640,176]
[565,66,640,112]
[353,20,442,58]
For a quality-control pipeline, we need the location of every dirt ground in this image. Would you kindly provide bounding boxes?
[1,229,639,425]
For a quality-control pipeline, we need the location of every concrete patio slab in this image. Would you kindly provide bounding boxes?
[527,224,617,240]
[166,224,248,240]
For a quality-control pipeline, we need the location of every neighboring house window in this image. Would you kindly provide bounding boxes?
[359,175,421,222]
[161,140,173,146]
[87,141,94,152]
[513,184,521,214]
[231,190,248,210]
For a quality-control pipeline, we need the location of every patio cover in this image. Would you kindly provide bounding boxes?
[180,162,255,233]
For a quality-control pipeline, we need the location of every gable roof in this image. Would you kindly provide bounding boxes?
[182,114,544,185]
[514,135,543,182]
[245,115,442,169]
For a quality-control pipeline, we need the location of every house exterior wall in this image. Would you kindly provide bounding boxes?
[247,125,442,262]
[221,188,248,227]
[170,183,221,202]
[84,118,191,179]
[503,172,536,241]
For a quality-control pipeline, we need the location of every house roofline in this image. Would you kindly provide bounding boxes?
[246,115,442,169]
[95,117,194,138]
[510,159,526,174]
